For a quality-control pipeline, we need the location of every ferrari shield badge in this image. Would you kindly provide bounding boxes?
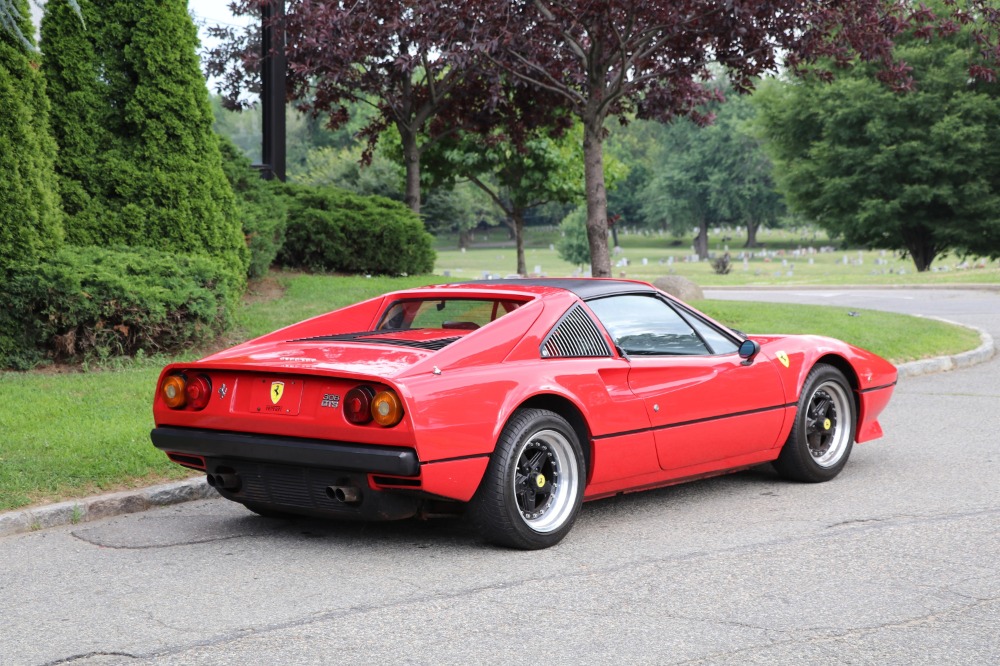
[270,381,285,404]
[776,351,790,368]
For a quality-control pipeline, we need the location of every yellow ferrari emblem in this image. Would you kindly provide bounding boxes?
[535,474,546,488]
[823,418,832,431]
[776,351,790,368]
[270,381,285,404]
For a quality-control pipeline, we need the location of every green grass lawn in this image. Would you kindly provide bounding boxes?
[0,268,984,513]
[434,226,1000,286]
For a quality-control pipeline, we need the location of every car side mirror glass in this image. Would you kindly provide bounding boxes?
[738,339,760,366]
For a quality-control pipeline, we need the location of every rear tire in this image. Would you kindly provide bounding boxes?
[469,408,585,549]
[773,364,856,483]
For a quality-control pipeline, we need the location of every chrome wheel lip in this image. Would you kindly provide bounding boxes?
[806,380,852,468]
[511,429,579,534]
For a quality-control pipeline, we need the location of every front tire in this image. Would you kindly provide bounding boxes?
[469,408,585,550]
[774,364,856,482]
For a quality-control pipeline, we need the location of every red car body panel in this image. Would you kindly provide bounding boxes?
[151,278,897,516]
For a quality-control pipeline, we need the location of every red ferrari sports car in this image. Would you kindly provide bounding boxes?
[151,278,896,549]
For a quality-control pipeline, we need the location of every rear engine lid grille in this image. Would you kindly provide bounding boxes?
[295,331,460,351]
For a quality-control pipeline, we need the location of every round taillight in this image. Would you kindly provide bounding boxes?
[344,386,375,424]
[162,375,187,409]
[371,389,404,427]
[185,375,212,411]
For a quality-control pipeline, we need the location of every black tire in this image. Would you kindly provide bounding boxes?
[469,408,586,549]
[773,364,856,483]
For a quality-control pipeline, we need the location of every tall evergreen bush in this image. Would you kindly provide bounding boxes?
[41,0,248,279]
[0,0,63,269]
[39,0,106,242]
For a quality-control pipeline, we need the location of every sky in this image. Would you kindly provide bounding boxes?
[187,0,251,52]
[27,1,251,52]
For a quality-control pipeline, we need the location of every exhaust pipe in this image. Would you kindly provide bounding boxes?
[327,485,361,504]
[206,473,241,491]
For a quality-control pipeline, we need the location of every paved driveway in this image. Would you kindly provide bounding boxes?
[1,288,998,665]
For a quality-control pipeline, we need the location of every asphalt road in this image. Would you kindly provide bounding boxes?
[1,288,998,665]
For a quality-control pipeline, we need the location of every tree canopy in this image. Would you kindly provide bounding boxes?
[755,22,1000,271]
[472,0,1000,277]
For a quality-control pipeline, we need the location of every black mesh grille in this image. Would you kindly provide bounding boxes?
[540,305,612,358]
[295,332,459,351]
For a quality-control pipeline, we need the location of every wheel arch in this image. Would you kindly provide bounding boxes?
[813,353,861,429]
[513,393,593,479]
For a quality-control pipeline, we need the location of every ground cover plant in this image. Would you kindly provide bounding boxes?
[0,268,983,513]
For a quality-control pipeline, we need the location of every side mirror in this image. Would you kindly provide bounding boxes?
[738,339,760,366]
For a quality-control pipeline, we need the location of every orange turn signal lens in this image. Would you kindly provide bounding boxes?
[371,389,404,427]
[162,374,187,409]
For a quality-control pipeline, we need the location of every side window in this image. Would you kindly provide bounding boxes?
[588,294,711,356]
[685,313,740,355]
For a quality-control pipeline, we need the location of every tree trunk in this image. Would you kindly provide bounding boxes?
[458,228,471,250]
[694,220,709,260]
[744,220,759,248]
[400,128,421,215]
[513,209,527,276]
[902,225,937,272]
[582,119,611,278]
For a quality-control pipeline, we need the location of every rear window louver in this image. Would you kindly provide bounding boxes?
[295,332,460,351]
[540,305,612,358]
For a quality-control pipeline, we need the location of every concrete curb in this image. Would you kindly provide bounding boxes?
[2,316,995,539]
[0,478,219,538]
[895,319,995,380]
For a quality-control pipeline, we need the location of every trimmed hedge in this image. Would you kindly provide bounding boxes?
[278,184,435,275]
[0,245,239,370]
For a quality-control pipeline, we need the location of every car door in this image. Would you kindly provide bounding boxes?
[586,293,788,473]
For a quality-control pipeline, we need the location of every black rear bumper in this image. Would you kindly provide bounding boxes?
[151,427,425,520]
[150,426,419,476]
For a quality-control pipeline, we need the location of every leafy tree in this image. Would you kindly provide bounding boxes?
[428,124,607,275]
[208,0,500,216]
[292,144,405,200]
[474,0,1000,278]
[705,94,785,249]
[640,89,784,258]
[755,24,1000,271]
[604,118,672,230]
[0,0,63,269]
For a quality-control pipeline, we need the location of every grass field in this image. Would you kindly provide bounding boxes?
[434,226,1000,286]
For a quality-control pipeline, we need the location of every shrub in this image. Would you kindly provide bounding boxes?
[218,136,288,278]
[277,184,435,275]
[0,245,239,370]
[556,206,591,267]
